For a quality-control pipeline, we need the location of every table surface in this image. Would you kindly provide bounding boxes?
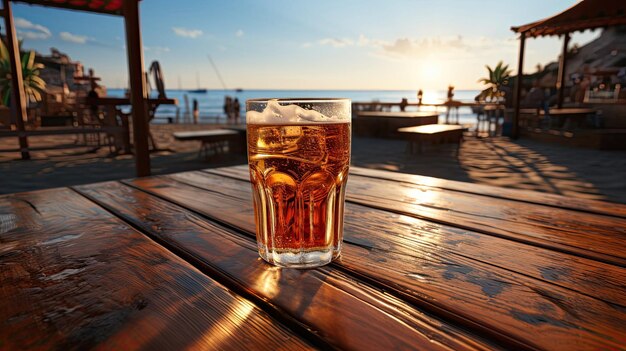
[1,165,625,350]
[398,124,466,134]
[357,111,440,118]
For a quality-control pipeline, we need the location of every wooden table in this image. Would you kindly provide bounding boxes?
[398,124,466,153]
[520,108,596,130]
[1,165,625,350]
[355,111,439,138]
[174,129,243,159]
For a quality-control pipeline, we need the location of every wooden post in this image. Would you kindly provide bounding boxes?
[512,32,526,140]
[2,0,30,159]
[123,0,150,176]
[556,32,570,109]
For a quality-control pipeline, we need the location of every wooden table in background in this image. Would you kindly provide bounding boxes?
[355,111,439,138]
[1,165,625,350]
[520,108,596,130]
[174,129,243,159]
[398,124,466,154]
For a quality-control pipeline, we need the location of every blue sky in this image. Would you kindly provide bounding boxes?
[10,0,599,90]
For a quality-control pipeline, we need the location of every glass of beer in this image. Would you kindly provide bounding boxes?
[246,98,351,268]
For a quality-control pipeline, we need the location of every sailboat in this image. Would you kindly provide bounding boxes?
[188,72,207,93]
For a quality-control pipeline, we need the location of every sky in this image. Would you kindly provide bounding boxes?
[8,0,600,90]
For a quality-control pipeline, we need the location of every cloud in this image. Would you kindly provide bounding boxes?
[304,33,514,61]
[14,17,51,40]
[235,29,244,37]
[172,27,203,38]
[318,38,354,48]
[60,31,89,44]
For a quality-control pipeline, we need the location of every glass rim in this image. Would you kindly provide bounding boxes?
[246,98,351,104]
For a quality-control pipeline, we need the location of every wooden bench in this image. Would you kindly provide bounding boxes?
[355,111,439,138]
[397,124,466,154]
[173,129,242,159]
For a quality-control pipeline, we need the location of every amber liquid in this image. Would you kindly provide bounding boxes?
[247,122,350,267]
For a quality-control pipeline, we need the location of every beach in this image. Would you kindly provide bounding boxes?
[1,123,625,204]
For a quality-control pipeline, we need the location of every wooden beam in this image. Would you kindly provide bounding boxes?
[122,0,150,177]
[2,0,29,159]
[556,33,570,109]
[10,0,123,16]
[512,32,526,140]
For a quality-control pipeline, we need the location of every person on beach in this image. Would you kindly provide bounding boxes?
[447,85,455,101]
[400,98,408,112]
[233,98,241,124]
[417,89,423,105]
[192,99,199,124]
[223,96,232,123]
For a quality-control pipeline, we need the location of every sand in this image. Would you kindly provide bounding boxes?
[1,124,625,204]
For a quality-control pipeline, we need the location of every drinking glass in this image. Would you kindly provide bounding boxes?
[246,98,351,268]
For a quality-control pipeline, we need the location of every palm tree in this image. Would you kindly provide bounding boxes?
[0,39,46,106]
[477,61,511,103]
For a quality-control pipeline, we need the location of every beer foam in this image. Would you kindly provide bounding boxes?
[247,99,350,124]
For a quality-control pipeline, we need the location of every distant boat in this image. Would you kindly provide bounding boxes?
[235,88,243,92]
[188,72,207,93]
[188,88,207,93]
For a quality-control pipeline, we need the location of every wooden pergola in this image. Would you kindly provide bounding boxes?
[0,0,152,176]
[510,0,626,139]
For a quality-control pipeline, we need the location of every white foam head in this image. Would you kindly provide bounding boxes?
[246,99,351,124]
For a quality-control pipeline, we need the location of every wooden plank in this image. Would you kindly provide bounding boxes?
[0,188,314,350]
[345,174,626,267]
[132,171,626,351]
[76,181,500,351]
[212,164,626,219]
[184,170,626,304]
[208,166,626,266]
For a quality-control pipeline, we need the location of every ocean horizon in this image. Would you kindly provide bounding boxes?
[107,88,482,125]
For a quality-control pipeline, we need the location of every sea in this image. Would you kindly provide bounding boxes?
[107,89,481,125]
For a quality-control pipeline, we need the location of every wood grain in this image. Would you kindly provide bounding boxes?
[75,181,498,351]
[206,167,626,304]
[131,170,626,351]
[211,165,626,218]
[0,188,313,350]
[208,166,626,267]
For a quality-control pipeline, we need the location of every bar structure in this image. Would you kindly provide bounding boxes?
[510,0,626,139]
[3,0,152,176]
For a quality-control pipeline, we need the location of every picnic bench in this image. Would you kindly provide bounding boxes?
[1,164,625,350]
[173,129,243,159]
[398,124,466,153]
[355,111,439,138]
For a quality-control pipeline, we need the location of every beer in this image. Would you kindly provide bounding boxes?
[246,99,351,268]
